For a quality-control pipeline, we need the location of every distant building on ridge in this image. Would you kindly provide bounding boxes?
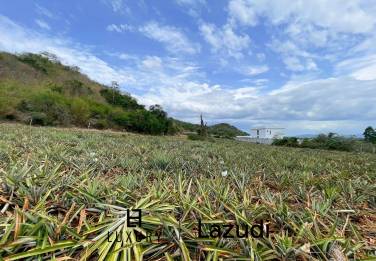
[236,127,285,144]
[250,127,284,139]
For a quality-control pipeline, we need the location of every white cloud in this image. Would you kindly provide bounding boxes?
[103,0,130,14]
[226,0,376,75]
[228,0,257,26]
[106,24,134,33]
[285,23,329,48]
[235,119,375,136]
[253,78,269,86]
[175,0,206,17]
[0,15,133,85]
[176,0,205,5]
[117,53,137,61]
[199,23,250,59]
[269,40,319,72]
[282,56,318,72]
[232,87,259,100]
[351,64,376,81]
[256,53,266,62]
[231,0,376,34]
[35,4,55,19]
[141,56,162,70]
[243,65,269,76]
[336,54,376,81]
[35,19,50,30]
[269,39,314,59]
[139,22,200,55]
[138,72,376,128]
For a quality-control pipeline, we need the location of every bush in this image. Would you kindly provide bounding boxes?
[100,88,144,110]
[166,119,180,135]
[4,113,16,120]
[325,137,354,152]
[275,134,356,152]
[17,100,34,112]
[127,110,161,134]
[89,118,109,129]
[187,134,205,141]
[64,80,93,97]
[49,83,64,94]
[111,109,131,129]
[17,53,52,74]
[187,133,214,142]
[70,99,90,125]
[29,91,71,125]
[87,101,112,119]
[30,112,48,126]
[273,137,299,147]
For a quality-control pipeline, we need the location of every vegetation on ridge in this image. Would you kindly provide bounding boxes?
[173,119,248,138]
[273,132,376,153]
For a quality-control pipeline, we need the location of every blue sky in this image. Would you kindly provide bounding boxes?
[1,0,376,135]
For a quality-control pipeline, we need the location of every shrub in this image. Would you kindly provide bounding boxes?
[325,137,354,151]
[277,134,357,152]
[49,83,64,94]
[187,133,214,142]
[17,53,52,74]
[64,80,93,97]
[187,133,206,141]
[273,137,299,147]
[30,112,48,126]
[166,119,180,135]
[111,109,131,129]
[29,91,71,125]
[17,100,33,112]
[89,118,109,129]
[100,88,144,110]
[4,113,16,120]
[87,101,112,119]
[70,98,90,125]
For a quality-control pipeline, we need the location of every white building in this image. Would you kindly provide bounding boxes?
[236,127,285,144]
[250,127,284,139]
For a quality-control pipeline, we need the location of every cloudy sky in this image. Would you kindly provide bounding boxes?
[1,0,376,135]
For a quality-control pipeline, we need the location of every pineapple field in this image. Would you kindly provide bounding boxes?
[0,123,375,260]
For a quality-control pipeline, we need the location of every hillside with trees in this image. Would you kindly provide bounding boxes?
[0,52,179,134]
[0,51,245,136]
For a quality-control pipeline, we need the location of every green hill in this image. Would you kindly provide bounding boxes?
[0,51,246,137]
[208,123,248,137]
[173,119,248,138]
[0,51,179,134]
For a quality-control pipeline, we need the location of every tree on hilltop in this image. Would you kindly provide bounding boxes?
[363,126,376,143]
[198,114,208,138]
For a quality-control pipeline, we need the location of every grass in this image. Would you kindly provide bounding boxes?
[0,123,375,260]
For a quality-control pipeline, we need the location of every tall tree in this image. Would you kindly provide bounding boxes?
[111,81,119,104]
[149,104,167,119]
[363,126,376,143]
[198,114,208,137]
